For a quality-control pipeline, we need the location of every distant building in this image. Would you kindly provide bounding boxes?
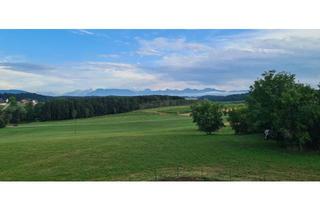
[32,100,38,106]
[20,99,38,106]
[0,98,8,105]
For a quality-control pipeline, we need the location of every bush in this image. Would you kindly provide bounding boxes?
[191,101,224,135]
[228,108,251,134]
[0,117,6,128]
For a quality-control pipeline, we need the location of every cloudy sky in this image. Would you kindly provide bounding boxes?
[0,29,320,94]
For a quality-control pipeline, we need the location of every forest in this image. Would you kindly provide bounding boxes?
[0,95,189,126]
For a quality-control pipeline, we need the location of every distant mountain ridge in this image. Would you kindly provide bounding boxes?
[0,89,28,94]
[0,92,52,102]
[64,88,248,97]
[0,88,250,104]
[0,88,249,99]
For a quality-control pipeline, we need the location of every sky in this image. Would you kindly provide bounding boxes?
[0,29,320,94]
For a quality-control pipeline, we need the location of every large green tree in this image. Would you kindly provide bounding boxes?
[246,70,320,150]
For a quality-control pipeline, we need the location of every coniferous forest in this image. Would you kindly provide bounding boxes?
[0,95,190,124]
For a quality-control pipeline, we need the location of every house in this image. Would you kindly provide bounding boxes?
[32,100,38,106]
[0,98,8,106]
[20,99,38,106]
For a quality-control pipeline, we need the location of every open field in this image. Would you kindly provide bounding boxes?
[1,105,320,181]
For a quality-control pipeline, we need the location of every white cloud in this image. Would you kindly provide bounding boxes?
[135,30,320,90]
[0,55,26,63]
[137,37,211,56]
[0,61,204,93]
[71,29,95,36]
[138,30,320,70]
[98,54,120,58]
[72,62,202,90]
[223,30,320,54]
[0,66,73,93]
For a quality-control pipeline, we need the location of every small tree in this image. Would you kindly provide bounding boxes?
[191,101,224,135]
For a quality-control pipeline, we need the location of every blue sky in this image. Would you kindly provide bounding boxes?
[0,29,320,94]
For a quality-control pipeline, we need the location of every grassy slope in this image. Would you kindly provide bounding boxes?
[0,106,320,181]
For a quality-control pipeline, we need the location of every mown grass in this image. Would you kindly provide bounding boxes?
[0,105,320,181]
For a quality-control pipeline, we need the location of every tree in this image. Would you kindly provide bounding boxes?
[246,70,297,132]
[4,102,26,124]
[191,101,224,135]
[228,108,251,134]
[246,70,320,150]
[25,102,35,122]
[0,116,6,128]
[8,96,17,106]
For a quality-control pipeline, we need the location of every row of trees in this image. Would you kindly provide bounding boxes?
[0,95,189,127]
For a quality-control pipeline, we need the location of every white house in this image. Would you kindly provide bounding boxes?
[0,98,8,106]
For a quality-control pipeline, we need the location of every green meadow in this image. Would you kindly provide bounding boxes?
[1,105,320,181]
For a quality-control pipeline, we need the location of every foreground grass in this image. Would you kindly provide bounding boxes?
[0,106,320,181]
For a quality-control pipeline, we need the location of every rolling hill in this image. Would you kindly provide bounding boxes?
[0,106,320,181]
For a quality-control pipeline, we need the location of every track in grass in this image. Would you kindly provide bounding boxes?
[1,105,320,181]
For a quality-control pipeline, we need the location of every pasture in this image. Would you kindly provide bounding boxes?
[0,105,320,181]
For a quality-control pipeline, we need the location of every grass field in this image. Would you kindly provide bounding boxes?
[1,105,320,181]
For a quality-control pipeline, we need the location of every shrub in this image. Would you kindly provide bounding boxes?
[228,108,251,134]
[0,117,6,128]
[191,101,224,135]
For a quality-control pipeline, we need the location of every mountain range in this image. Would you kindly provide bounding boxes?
[0,88,249,102]
[0,88,248,98]
[64,88,247,97]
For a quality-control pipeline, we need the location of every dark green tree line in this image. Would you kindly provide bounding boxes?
[36,95,189,121]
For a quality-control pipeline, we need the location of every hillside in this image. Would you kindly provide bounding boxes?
[0,106,320,181]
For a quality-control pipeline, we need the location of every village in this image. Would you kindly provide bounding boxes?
[0,97,38,110]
